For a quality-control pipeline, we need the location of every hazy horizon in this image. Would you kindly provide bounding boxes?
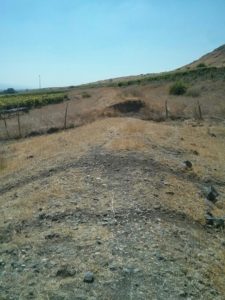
[1,0,225,89]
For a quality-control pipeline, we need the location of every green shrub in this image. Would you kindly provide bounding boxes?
[169,81,187,95]
[196,63,206,68]
[2,88,17,94]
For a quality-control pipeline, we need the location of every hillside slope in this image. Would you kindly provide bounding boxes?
[182,44,225,69]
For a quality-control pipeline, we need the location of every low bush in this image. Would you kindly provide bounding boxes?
[2,88,17,94]
[82,92,91,98]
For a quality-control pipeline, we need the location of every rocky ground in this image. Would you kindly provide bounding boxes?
[0,118,225,299]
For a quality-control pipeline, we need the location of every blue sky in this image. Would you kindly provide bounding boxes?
[0,0,225,88]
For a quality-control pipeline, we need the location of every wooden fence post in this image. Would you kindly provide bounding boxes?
[197,100,202,120]
[64,102,69,129]
[165,100,169,119]
[3,117,10,138]
[17,112,22,138]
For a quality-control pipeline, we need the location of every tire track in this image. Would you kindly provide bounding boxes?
[0,150,224,196]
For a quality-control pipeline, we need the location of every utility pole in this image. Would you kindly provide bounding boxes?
[39,75,41,89]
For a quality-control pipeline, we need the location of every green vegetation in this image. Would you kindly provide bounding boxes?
[0,91,67,110]
[169,81,187,95]
[121,67,225,87]
[1,88,17,94]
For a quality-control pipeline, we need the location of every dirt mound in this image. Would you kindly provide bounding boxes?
[110,100,145,114]
[101,100,146,119]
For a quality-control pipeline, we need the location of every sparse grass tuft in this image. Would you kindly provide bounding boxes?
[120,87,143,99]
[0,152,6,171]
[186,87,201,97]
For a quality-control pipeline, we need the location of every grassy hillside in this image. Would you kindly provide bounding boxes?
[83,66,225,89]
[0,68,224,112]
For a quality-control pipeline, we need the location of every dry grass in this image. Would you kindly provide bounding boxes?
[1,118,117,176]
[119,86,144,99]
[105,136,147,151]
[105,120,149,151]
[207,252,225,295]
[0,148,7,172]
[104,118,225,221]
[1,117,225,298]
[0,156,6,171]
[1,117,224,224]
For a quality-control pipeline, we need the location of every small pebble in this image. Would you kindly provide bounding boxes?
[84,271,94,283]
[183,160,192,169]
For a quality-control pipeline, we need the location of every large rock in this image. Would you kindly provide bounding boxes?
[205,213,224,228]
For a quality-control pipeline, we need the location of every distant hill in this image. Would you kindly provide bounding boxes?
[181,44,225,70]
[81,45,225,89]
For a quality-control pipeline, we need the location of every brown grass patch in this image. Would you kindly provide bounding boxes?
[0,156,6,171]
[0,148,7,172]
[105,137,147,151]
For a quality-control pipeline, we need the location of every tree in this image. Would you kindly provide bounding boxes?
[3,88,17,94]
